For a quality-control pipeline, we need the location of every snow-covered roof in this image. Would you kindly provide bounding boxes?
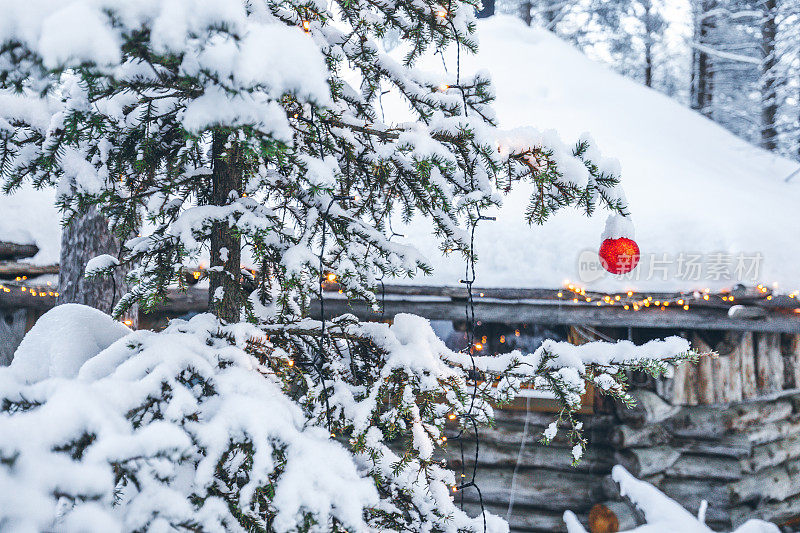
[398,16,800,294]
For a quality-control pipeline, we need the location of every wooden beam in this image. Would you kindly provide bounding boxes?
[0,241,39,260]
[137,287,800,332]
[0,262,59,279]
[0,287,56,310]
[318,295,800,333]
[5,284,799,334]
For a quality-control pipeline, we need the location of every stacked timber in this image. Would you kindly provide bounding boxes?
[666,332,800,406]
[448,407,616,532]
[447,366,800,533]
[605,389,800,531]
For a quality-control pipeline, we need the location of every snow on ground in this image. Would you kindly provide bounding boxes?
[0,184,60,265]
[392,16,800,293]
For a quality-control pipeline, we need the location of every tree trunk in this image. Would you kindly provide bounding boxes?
[692,0,715,118]
[476,0,494,19]
[208,130,243,323]
[760,0,778,151]
[643,0,654,88]
[519,0,533,26]
[58,206,137,327]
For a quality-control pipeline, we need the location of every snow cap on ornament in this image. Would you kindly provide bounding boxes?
[599,213,639,275]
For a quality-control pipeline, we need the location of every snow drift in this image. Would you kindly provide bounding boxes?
[395,16,800,292]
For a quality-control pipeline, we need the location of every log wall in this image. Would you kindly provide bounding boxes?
[667,332,800,406]
[450,384,800,532]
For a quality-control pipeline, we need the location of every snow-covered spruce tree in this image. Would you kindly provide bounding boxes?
[0,1,695,532]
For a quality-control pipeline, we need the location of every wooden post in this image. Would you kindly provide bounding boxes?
[782,334,800,389]
[726,332,744,402]
[692,334,715,404]
[741,332,758,400]
[756,332,783,395]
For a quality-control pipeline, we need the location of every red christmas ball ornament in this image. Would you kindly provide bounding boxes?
[598,237,640,275]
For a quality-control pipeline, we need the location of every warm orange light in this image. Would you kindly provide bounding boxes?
[288,360,295,367]
[474,343,483,351]
[123,319,133,326]
[448,413,457,420]
[325,273,337,282]
[302,20,311,32]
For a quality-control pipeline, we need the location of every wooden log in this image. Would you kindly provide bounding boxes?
[0,262,59,279]
[729,493,800,530]
[725,399,793,432]
[673,437,752,458]
[756,332,784,395]
[746,418,800,447]
[0,286,56,310]
[742,434,800,474]
[665,454,742,481]
[588,504,617,533]
[729,458,800,505]
[320,292,800,334]
[453,467,604,511]
[713,353,732,404]
[665,406,726,439]
[614,446,680,477]
[609,424,671,449]
[724,332,744,403]
[670,360,690,405]
[784,334,800,390]
[615,390,679,427]
[679,359,700,406]
[589,502,640,533]
[0,241,39,260]
[768,332,785,394]
[458,441,614,473]
[471,501,577,532]
[740,332,758,400]
[658,478,732,517]
[692,334,716,404]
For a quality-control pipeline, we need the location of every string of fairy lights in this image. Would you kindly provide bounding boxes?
[558,279,800,313]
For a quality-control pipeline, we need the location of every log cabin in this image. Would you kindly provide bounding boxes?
[2,16,800,532]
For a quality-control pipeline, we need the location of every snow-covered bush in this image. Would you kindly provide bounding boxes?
[1,306,693,531]
[564,466,781,533]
